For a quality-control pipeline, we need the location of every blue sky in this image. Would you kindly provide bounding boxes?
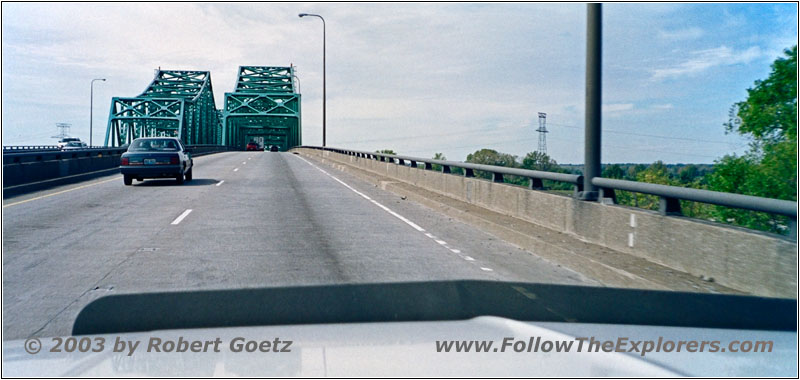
[2,2,797,163]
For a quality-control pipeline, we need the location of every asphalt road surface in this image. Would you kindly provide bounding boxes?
[3,152,596,340]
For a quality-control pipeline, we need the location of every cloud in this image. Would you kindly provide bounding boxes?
[651,104,674,110]
[658,27,704,41]
[603,103,635,113]
[651,45,763,80]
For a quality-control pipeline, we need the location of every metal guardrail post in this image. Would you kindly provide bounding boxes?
[580,3,602,201]
[659,197,682,216]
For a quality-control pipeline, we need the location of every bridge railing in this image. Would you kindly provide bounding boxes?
[592,177,797,218]
[3,147,128,165]
[299,146,583,193]
[299,146,797,220]
[3,145,61,153]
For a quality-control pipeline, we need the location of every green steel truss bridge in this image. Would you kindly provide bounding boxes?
[222,66,301,151]
[105,70,222,147]
[104,66,301,150]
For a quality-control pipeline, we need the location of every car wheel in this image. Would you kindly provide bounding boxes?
[175,173,185,184]
[123,175,132,186]
[185,167,193,181]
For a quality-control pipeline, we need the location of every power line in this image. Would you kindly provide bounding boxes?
[546,122,738,145]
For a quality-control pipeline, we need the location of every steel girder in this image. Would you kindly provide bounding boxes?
[223,66,301,151]
[105,70,222,147]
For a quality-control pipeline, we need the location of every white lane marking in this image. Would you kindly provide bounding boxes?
[3,176,120,208]
[216,180,225,187]
[233,168,239,172]
[295,154,498,275]
[171,209,193,225]
[242,161,247,165]
[295,155,426,232]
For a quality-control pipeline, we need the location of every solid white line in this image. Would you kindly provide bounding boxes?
[216,180,225,187]
[295,154,498,275]
[295,155,426,232]
[171,209,193,225]
[233,168,239,172]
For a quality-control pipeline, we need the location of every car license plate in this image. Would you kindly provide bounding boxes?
[144,158,157,165]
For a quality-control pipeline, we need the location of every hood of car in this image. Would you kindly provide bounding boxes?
[3,316,796,377]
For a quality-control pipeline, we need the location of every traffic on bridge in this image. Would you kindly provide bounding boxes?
[2,2,797,378]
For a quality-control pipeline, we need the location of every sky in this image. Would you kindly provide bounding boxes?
[2,2,797,164]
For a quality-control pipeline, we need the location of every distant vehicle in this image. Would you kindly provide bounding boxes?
[269,145,279,152]
[61,141,88,150]
[246,142,259,151]
[57,137,82,149]
[119,137,193,186]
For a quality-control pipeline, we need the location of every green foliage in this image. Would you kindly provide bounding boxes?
[431,152,446,172]
[708,45,797,234]
[521,151,557,171]
[465,149,519,181]
[602,164,624,179]
[725,45,797,143]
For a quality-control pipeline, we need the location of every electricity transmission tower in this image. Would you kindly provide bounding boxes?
[51,123,72,140]
[535,112,548,155]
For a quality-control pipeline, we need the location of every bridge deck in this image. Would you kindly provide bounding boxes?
[3,151,597,340]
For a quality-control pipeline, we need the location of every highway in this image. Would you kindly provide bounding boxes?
[2,151,597,340]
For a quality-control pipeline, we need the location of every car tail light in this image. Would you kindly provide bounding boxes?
[121,157,129,166]
[170,155,179,165]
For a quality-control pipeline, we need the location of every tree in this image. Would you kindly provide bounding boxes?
[466,149,517,180]
[725,45,797,144]
[602,164,624,179]
[521,151,557,172]
[709,45,797,234]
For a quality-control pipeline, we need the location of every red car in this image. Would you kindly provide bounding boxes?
[246,142,259,151]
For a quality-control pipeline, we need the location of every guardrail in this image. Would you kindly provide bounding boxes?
[3,147,128,165]
[3,145,61,152]
[300,146,583,193]
[299,146,797,220]
[3,145,229,195]
[592,177,797,218]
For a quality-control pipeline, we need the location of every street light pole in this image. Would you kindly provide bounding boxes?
[90,78,106,147]
[299,13,326,147]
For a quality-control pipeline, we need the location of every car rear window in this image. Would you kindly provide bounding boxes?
[129,139,180,152]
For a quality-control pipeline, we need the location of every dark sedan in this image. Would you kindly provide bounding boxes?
[119,137,193,185]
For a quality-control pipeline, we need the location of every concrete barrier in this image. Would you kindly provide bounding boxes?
[295,147,797,298]
[3,146,228,197]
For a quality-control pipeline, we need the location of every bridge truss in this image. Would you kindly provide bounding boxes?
[104,70,222,147]
[222,66,301,151]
